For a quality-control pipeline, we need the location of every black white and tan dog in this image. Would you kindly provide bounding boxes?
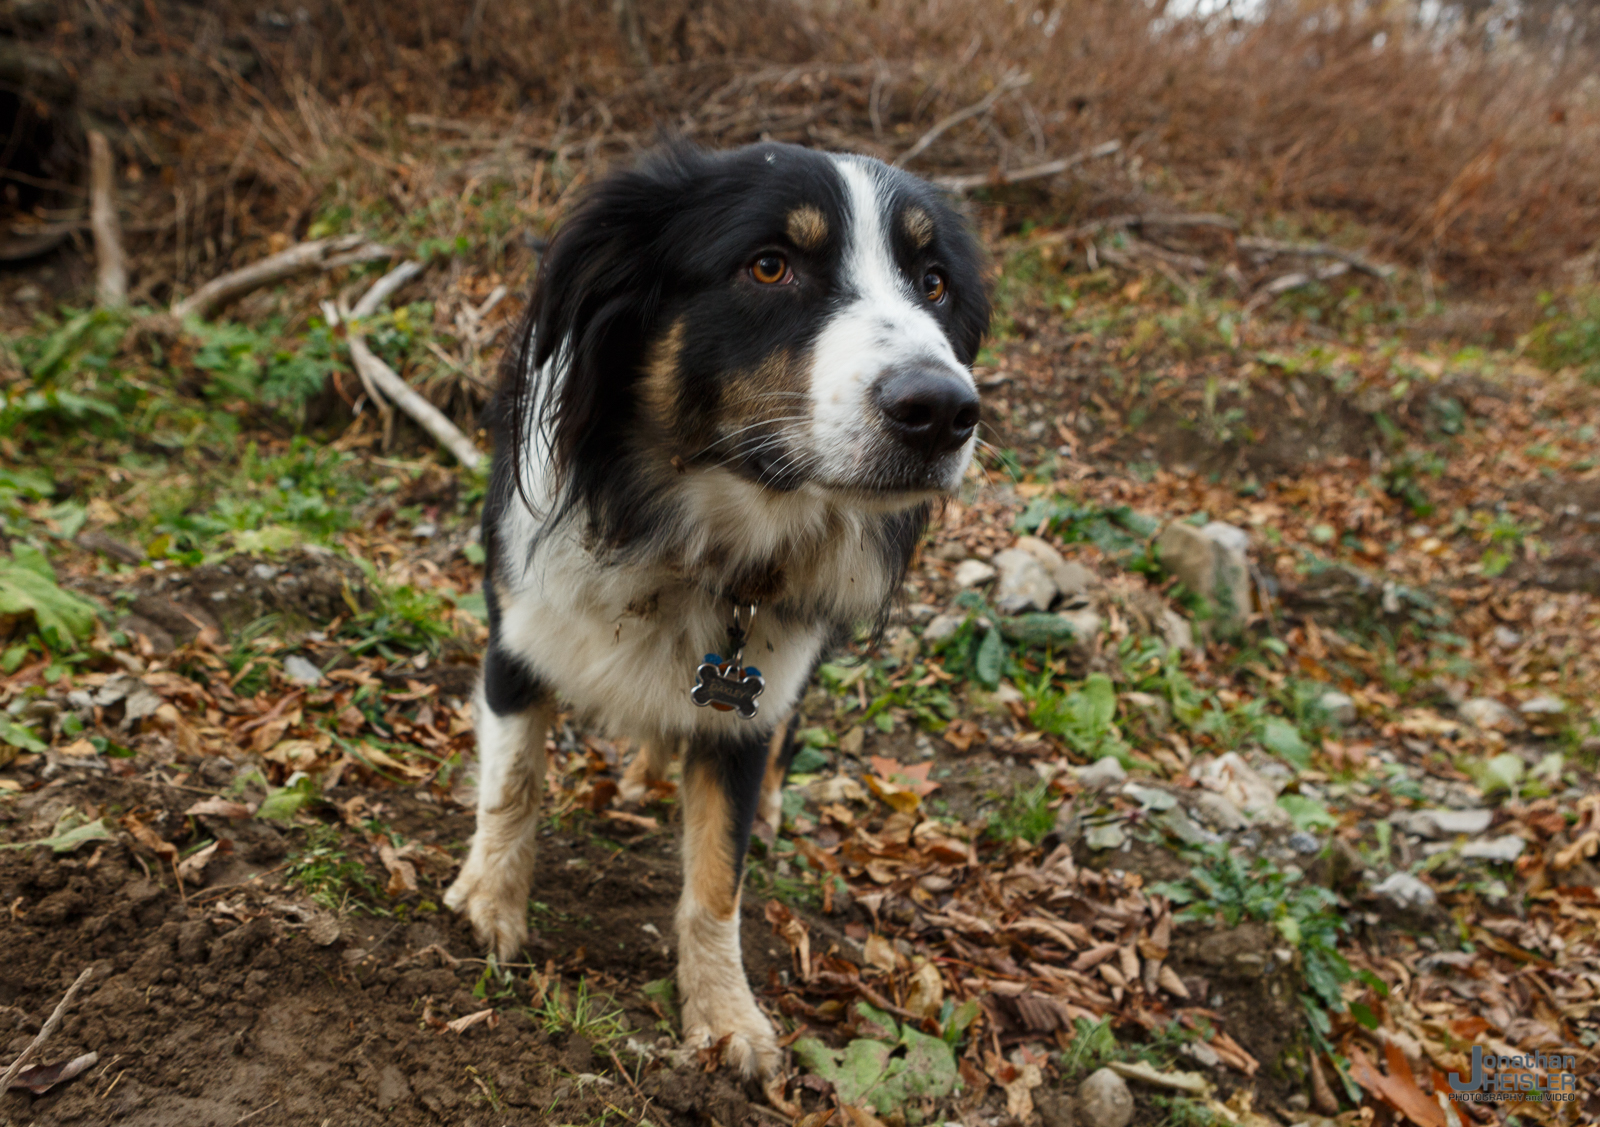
[445,141,989,1077]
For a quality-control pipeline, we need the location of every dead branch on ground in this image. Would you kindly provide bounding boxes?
[932,140,1122,193]
[171,235,391,320]
[0,966,94,1096]
[88,132,128,310]
[339,262,484,471]
[895,71,1032,168]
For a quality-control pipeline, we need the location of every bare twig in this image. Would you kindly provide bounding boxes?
[931,139,1121,193]
[895,71,1031,168]
[0,966,94,1096]
[1242,261,1351,316]
[87,132,127,309]
[1236,235,1395,279]
[172,235,381,320]
[343,263,483,470]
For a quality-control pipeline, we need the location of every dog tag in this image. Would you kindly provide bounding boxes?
[690,654,765,719]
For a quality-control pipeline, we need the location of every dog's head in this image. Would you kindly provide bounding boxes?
[503,142,989,543]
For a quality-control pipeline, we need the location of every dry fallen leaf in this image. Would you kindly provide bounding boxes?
[11,1050,99,1095]
[175,840,219,885]
[443,1008,499,1034]
[185,796,254,819]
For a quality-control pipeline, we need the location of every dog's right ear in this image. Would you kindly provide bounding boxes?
[499,151,699,517]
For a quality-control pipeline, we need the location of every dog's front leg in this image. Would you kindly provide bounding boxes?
[677,728,780,1079]
[446,651,554,962]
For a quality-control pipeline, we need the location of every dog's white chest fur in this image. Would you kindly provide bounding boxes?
[492,466,894,738]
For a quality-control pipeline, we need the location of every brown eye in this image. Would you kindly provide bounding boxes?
[750,254,791,285]
[923,270,948,303]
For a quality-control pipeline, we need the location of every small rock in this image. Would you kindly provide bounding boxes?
[1076,1067,1134,1127]
[1319,690,1357,725]
[1075,757,1127,790]
[1057,606,1103,649]
[1519,694,1566,716]
[923,613,965,644]
[1404,808,1492,838]
[1085,823,1127,851]
[931,541,968,561]
[1371,871,1437,910]
[1159,606,1195,653]
[1122,782,1177,811]
[1286,1093,1311,1112]
[1288,831,1320,855]
[1012,535,1096,596]
[1459,697,1521,732]
[953,559,997,588]
[1192,752,1287,824]
[283,655,324,686]
[994,681,1026,705]
[14,283,41,302]
[1182,1040,1221,1068]
[1492,626,1523,648]
[252,563,280,580]
[1156,521,1251,632]
[992,549,1057,613]
[411,521,437,540]
[903,602,937,624]
[1460,835,1526,863]
[1193,791,1248,831]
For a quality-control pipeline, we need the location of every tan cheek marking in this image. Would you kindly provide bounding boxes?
[683,765,739,919]
[722,348,810,431]
[640,318,688,435]
[902,206,934,250]
[786,205,828,252]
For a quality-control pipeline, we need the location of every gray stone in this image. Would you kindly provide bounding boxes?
[1404,808,1492,838]
[283,655,324,686]
[1193,791,1249,831]
[1012,535,1097,596]
[1519,694,1566,716]
[1156,520,1251,631]
[1159,606,1196,653]
[1057,606,1104,649]
[1460,697,1521,732]
[953,559,996,588]
[1075,757,1127,790]
[1288,831,1320,855]
[1319,690,1357,725]
[1085,822,1127,851]
[1460,835,1526,863]
[1076,1067,1134,1127]
[923,613,965,644]
[903,602,937,624]
[992,548,1058,613]
[1371,871,1437,910]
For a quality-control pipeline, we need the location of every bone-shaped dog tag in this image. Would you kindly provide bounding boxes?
[689,653,765,719]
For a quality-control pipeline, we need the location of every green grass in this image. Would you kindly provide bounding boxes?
[984,781,1055,845]
[285,824,383,912]
[532,978,631,1048]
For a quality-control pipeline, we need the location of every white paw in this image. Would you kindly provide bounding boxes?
[682,994,780,1079]
[617,774,652,805]
[444,858,528,962]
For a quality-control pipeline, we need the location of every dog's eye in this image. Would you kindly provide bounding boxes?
[923,270,948,304]
[750,254,792,285]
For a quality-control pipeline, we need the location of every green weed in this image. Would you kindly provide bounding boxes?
[984,781,1055,845]
[532,978,631,1048]
[286,824,382,912]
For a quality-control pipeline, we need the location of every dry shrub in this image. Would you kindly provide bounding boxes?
[15,0,1600,297]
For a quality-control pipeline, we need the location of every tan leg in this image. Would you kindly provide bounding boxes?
[676,741,779,1078]
[756,724,790,829]
[444,685,553,961]
[618,738,674,804]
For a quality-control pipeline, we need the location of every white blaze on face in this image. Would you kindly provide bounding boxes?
[805,157,977,493]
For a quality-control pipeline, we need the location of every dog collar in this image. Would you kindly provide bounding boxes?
[689,603,765,719]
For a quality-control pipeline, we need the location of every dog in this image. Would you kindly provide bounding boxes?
[445,141,988,1078]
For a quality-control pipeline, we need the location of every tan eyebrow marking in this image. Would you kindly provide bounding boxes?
[901,206,934,249]
[785,205,828,251]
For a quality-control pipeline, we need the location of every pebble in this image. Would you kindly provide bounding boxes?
[1193,791,1249,831]
[1460,835,1526,863]
[1371,871,1437,910]
[1012,535,1097,596]
[1403,808,1492,838]
[1076,1067,1134,1127]
[953,559,996,588]
[903,602,937,623]
[991,548,1057,613]
[1519,694,1566,716]
[923,613,965,644]
[282,655,324,686]
[1459,697,1521,731]
[1288,831,1320,855]
[1075,757,1127,790]
[1319,690,1357,725]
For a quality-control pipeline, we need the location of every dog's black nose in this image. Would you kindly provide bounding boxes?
[876,368,981,456]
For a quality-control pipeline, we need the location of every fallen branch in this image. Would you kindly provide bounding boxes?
[343,263,483,471]
[1037,211,1239,246]
[172,235,386,320]
[1243,261,1351,316]
[895,71,1032,169]
[932,139,1121,193]
[1237,235,1394,279]
[87,131,127,309]
[0,966,94,1096]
